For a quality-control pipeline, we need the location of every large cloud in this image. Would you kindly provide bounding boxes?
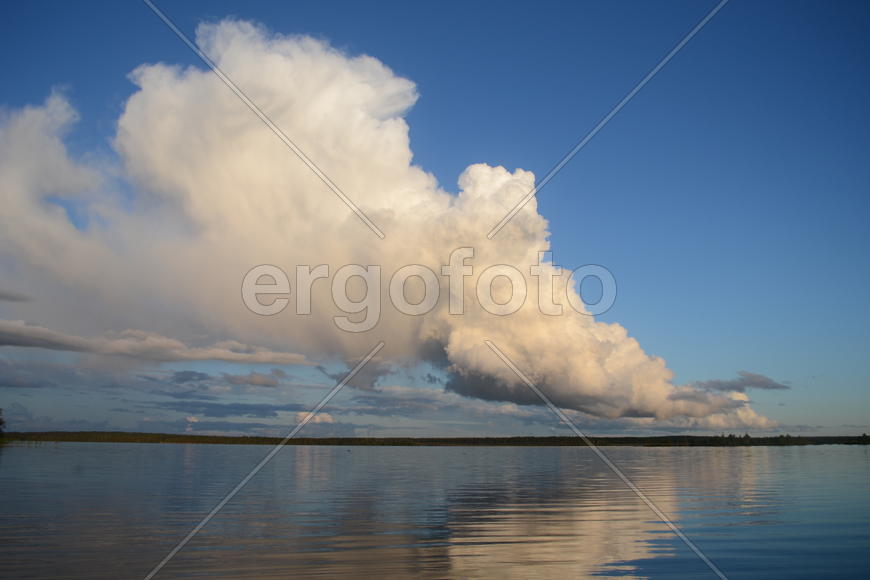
[0,19,777,428]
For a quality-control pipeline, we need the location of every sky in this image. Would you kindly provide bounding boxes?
[0,0,868,437]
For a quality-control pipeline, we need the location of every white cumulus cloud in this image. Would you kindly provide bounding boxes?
[0,19,776,428]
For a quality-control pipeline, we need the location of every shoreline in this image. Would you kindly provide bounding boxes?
[3,431,869,447]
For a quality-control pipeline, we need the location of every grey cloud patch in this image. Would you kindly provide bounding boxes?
[696,371,790,393]
[0,358,181,399]
[138,417,357,437]
[445,370,541,407]
[419,339,450,367]
[316,359,392,390]
[426,342,541,406]
[171,370,211,384]
[0,289,30,302]
[443,369,667,420]
[110,407,143,414]
[222,369,285,387]
[345,384,548,427]
[152,389,219,401]
[0,358,90,391]
[428,342,568,412]
[667,388,744,409]
[2,401,110,431]
[153,400,307,418]
[0,321,89,352]
[0,377,45,389]
[350,392,445,418]
[0,319,311,365]
[4,401,33,424]
[1,359,216,406]
[0,359,49,389]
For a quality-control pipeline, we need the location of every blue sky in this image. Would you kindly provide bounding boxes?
[1,0,868,436]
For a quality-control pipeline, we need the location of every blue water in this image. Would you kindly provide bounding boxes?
[0,443,868,579]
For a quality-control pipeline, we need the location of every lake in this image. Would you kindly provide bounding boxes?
[1,443,868,578]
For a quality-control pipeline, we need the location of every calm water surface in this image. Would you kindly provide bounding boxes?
[0,443,868,578]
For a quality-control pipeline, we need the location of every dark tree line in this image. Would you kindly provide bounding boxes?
[3,430,870,447]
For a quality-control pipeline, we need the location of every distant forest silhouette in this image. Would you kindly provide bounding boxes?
[3,430,869,447]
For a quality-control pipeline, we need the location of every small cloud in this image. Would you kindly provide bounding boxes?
[153,388,218,401]
[0,290,29,302]
[695,371,790,393]
[296,412,334,424]
[171,370,211,384]
[222,371,279,387]
[153,400,306,418]
[316,359,392,390]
